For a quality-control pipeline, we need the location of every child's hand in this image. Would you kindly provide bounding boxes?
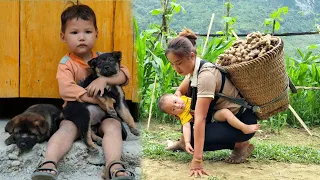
[86,77,107,97]
[185,142,194,154]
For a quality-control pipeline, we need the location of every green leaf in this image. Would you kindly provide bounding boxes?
[275,21,281,31]
[151,9,162,16]
[170,2,181,13]
[297,48,304,59]
[308,44,317,50]
[216,31,224,35]
[270,10,279,19]
[224,2,230,7]
[223,2,233,9]
[222,16,236,24]
[281,6,289,14]
[303,51,312,62]
[264,18,273,26]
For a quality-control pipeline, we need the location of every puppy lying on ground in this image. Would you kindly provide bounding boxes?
[63,52,139,152]
[5,104,61,150]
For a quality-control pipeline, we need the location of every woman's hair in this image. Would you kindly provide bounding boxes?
[165,28,197,59]
[178,27,197,46]
[61,1,97,33]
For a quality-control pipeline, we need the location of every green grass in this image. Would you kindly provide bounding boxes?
[142,124,320,165]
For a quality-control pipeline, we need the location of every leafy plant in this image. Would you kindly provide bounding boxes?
[285,45,320,127]
[222,1,237,36]
[264,6,289,33]
[150,0,186,43]
[198,36,234,61]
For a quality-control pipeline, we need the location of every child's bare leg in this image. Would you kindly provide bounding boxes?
[214,109,260,134]
[99,118,129,178]
[36,120,79,174]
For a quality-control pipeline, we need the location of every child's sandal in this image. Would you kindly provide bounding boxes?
[104,160,135,180]
[31,160,58,180]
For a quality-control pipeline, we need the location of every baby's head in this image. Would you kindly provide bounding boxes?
[60,2,98,56]
[158,94,185,116]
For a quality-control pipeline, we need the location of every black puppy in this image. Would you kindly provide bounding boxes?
[5,104,61,150]
[63,52,139,153]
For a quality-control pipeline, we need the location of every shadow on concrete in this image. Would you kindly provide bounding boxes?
[0,98,139,121]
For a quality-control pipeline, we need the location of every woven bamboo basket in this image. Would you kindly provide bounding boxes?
[221,37,289,119]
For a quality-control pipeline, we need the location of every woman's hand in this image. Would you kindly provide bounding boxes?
[185,142,194,154]
[174,90,182,97]
[86,77,107,97]
[189,158,208,177]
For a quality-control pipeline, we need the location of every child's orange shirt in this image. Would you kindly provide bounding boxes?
[56,51,130,106]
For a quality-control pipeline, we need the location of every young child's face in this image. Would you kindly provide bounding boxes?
[162,95,185,116]
[61,18,98,58]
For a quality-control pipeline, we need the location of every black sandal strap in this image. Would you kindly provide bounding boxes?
[34,160,57,173]
[111,168,135,178]
[34,168,58,174]
[37,160,57,168]
[107,161,126,179]
[108,161,126,169]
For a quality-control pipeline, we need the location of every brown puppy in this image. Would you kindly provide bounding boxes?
[5,104,61,150]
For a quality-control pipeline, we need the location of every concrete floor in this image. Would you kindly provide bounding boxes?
[0,119,142,180]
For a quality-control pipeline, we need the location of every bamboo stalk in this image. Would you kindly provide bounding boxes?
[225,0,230,36]
[201,13,215,57]
[231,30,239,40]
[295,86,320,90]
[288,105,312,136]
[147,74,157,131]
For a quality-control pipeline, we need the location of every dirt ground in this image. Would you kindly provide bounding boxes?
[141,125,320,180]
[141,159,320,180]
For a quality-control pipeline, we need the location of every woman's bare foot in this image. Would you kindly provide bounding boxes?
[225,141,255,164]
[241,124,260,134]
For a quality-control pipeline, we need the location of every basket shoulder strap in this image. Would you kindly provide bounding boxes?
[200,60,257,112]
[215,93,255,110]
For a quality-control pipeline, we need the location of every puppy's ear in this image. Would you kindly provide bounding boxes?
[88,58,97,68]
[34,119,49,135]
[112,51,122,61]
[5,116,19,134]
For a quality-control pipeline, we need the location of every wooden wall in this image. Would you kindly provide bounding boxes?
[0,0,19,97]
[1,0,137,102]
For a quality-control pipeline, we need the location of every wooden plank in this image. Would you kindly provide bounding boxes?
[20,0,114,98]
[82,0,114,52]
[20,0,67,98]
[113,0,136,101]
[0,0,19,97]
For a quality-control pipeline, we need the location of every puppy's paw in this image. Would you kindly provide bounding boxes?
[95,137,103,146]
[129,127,140,136]
[107,108,118,118]
[4,135,15,145]
[88,146,99,155]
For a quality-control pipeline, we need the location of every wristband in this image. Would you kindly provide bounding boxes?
[193,158,203,163]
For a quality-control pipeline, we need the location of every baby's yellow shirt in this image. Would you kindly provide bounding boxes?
[177,96,193,125]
